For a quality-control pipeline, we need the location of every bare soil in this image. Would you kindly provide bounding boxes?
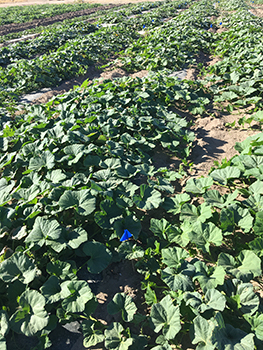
[250,3,263,17]
[190,112,257,178]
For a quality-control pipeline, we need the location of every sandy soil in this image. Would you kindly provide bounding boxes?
[250,4,263,17]
[190,113,257,178]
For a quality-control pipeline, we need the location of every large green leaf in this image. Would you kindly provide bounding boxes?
[0,252,37,284]
[29,150,55,171]
[0,178,15,205]
[161,267,194,292]
[150,295,181,340]
[202,289,226,313]
[150,218,171,240]
[244,194,263,213]
[51,227,88,252]
[58,189,96,216]
[180,203,212,223]
[185,289,226,314]
[114,162,139,179]
[220,204,253,234]
[162,193,191,215]
[244,312,263,341]
[10,290,49,336]
[187,222,223,254]
[193,260,225,293]
[161,247,189,269]
[203,190,238,209]
[249,180,263,195]
[210,166,240,185]
[249,237,263,257]
[214,324,255,350]
[82,241,112,274]
[185,177,213,194]
[60,280,93,313]
[94,199,123,230]
[40,275,62,304]
[107,293,137,322]
[217,251,262,282]
[191,314,216,350]
[61,144,86,165]
[25,216,62,250]
[46,260,77,281]
[132,185,163,210]
[82,320,104,348]
[104,322,133,350]
[221,279,259,316]
[46,169,67,183]
[0,207,14,235]
[150,218,187,245]
[192,311,254,350]
[253,211,263,236]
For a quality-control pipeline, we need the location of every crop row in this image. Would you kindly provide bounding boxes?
[0,0,166,44]
[0,0,263,349]
[1,69,263,349]
[0,0,181,66]
[0,2,101,26]
[0,0,215,109]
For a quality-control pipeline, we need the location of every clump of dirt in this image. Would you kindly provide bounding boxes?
[189,112,258,178]
[251,4,263,17]
[216,26,229,34]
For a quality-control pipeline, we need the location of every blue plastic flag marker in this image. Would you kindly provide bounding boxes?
[120,229,132,242]
[152,19,154,22]
[97,24,99,28]
[219,22,222,25]
[143,24,146,29]
[210,24,213,28]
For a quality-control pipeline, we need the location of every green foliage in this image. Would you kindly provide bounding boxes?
[150,295,181,340]
[0,0,263,349]
[9,290,49,336]
[83,241,112,274]
[107,293,137,322]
